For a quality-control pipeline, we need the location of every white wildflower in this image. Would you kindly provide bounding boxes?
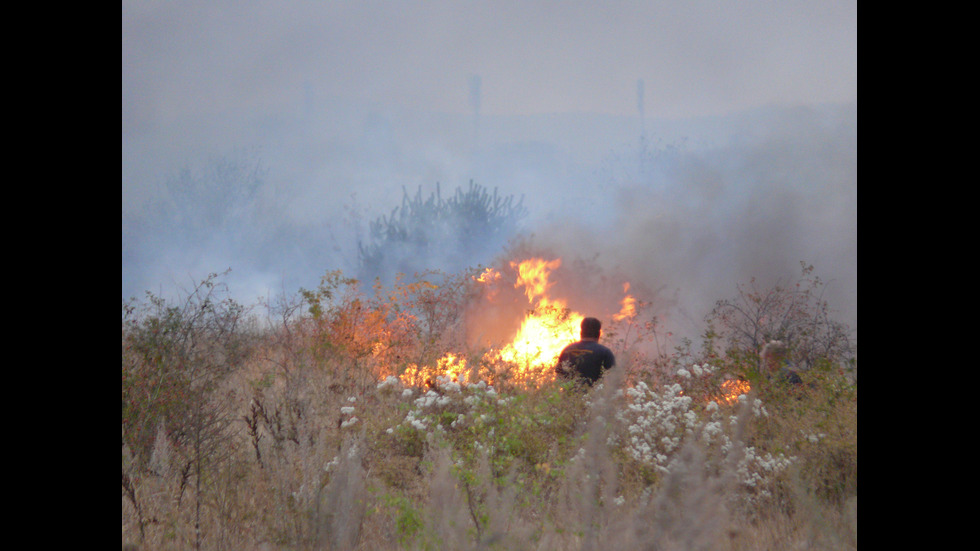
[377,376,400,389]
[703,421,723,441]
[341,418,357,429]
[683,410,699,428]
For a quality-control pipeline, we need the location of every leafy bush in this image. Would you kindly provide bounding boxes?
[701,261,856,379]
[121,271,252,546]
[122,270,250,469]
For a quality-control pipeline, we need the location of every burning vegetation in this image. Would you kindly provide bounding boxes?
[378,257,645,389]
[122,258,856,550]
[286,251,771,408]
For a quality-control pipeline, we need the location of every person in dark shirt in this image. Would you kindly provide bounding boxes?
[555,317,616,385]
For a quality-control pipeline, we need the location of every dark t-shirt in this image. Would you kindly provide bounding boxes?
[774,367,803,385]
[556,340,615,385]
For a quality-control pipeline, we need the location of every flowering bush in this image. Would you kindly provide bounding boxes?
[378,373,586,484]
[614,364,794,507]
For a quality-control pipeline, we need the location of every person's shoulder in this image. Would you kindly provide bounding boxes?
[559,341,579,355]
[588,341,614,357]
[594,341,613,353]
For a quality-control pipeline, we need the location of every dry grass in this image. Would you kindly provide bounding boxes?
[123,347,856,550]
[122,276,856,550]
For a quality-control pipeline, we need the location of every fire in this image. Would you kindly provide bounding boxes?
[393,257,635,389]
[488,258,583,385]
[510,258,561,301]
[613,282,637,322]
[475,267,501,283]
[401,353,470,386]
[716,378,752,405]
[393,258,588,387]
[375,260,758,410]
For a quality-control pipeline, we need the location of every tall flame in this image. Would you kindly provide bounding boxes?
[613,282,637,322]
[490,258,582,384]
[511,258,561,302]
[394,257,633,388]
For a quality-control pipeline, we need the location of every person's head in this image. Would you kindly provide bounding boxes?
[581,317,602,340]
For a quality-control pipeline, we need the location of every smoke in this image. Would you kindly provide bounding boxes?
[122,1,856,342]
[528,103,857,342]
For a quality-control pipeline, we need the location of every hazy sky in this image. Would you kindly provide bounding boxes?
[122,1,857,340]
[122,1,855,123]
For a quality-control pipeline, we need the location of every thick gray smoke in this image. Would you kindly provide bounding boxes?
[122,2,856,343]
[531,103,857,342]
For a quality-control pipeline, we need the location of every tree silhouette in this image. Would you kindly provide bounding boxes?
[357,181,527,282]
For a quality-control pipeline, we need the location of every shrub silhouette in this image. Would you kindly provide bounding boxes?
[702,261,856,378]
[357,181,527,283]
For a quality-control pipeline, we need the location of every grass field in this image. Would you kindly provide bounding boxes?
[122,265,856,550]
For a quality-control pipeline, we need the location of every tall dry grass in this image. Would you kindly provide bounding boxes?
[123,347,856,549]
[122,271,856,550]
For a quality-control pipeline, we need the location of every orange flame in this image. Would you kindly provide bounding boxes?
[394,257,634,389]
[510,258,561,301]
[475,267,501,283]
[401,353,470,386]
[716,379,752,405]
[613,282,637,322]
[489,258,582,385]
